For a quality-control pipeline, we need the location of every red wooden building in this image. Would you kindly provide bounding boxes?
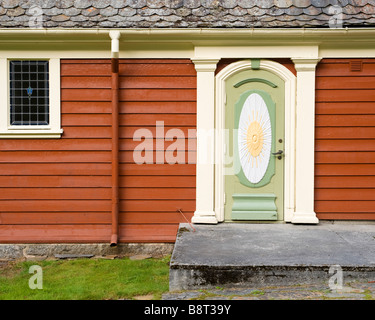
[0,1,375,245]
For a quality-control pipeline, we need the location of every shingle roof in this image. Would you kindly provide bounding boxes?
[1,0,375,28]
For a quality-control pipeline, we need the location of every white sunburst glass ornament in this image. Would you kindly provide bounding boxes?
[238,93,272,184]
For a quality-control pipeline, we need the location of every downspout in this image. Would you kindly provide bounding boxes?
[109,31,120,247]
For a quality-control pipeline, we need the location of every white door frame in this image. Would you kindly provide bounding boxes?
[215,59,296,223]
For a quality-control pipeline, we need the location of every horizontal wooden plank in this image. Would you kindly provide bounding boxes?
[62,114,196,126]
[0,139,111,151]
[120,114,196,126]
[0,199,195,213]
[62,101,111,114]
[119,63,196,76]
[0,138,196,152]
[61,89,111,102]
[62,126,112,138]
[125,151,196,164]
[122,176,195,188]
[120,176,195,188]
[315,176,375,188]
[62,114,111,126]
[122,126,196,139]
[0,175,195,188]
[0,188,111,200]
[120,101,196,114]
[121,138,196,151]
[119,211,194,224]
[119,200,195,212]
[0,211,194,225]
[0,163,195,177]
[0,200,111,212]
[0,151,111,163]
[62,89,196,102]
[316,90,375,102]
[0,212,110,225]
[61,63,111,76]
[316,115,375,127]
[62,101,197,115]
[0,163,111,176]
[120,76,196,89]
[315,188,375,201]
[315,152,375,164]
[62,126,196,139]
[61,58,192,64]
[316,127,375,139]
[0,187,195,200]
[0,225,112,243]
[0,150,195,165]
[316,212,375,220]
[315,200,375,213]
[61,76,111,89]
[119,59,192,64]
[316,102,375,115]
[315,139,375,151]
[315,164,375,176]
[316,76,375,89]
[120,187,195,200]
[118,224,178,243]
[0,176,111,188]
[316,61,375,77]
[119,89,196,102]
[121,164,195,175]
[121,150,196,164]
[318,59,375,64]
[61,59,110,64]
[60,60,195,76]
[0,224,178,243]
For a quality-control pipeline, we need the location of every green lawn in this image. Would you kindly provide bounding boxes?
[0,256,170,300]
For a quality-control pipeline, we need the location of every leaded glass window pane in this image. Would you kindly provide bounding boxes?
[9,60,49,126]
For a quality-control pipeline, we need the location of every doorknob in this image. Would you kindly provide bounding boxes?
[272,150,284,160]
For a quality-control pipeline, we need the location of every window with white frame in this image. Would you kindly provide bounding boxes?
[0,58,62,138]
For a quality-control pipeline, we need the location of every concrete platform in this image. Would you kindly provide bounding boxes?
[169,222,375,291]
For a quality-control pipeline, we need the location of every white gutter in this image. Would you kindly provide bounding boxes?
[1,27,375,38]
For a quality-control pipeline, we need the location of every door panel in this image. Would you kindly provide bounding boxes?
[224,67,285,221]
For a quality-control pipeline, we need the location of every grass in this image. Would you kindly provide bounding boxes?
[0,256,170,300]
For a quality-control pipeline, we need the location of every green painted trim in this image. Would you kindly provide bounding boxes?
[233,78,278,89]
[231,193,277,220]
[251,59,261,70]
[234,89,276,188]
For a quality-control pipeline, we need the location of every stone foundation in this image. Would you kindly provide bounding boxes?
[0,243,174,261]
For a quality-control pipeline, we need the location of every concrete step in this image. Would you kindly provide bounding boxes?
[169,222,375,291]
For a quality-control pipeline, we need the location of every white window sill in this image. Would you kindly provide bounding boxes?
[0,129,63,139]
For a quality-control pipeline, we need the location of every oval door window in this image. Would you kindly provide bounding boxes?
[238,93,272,184]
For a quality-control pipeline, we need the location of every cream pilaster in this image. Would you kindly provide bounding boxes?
[291,58,320,224]
[191,59,219,224]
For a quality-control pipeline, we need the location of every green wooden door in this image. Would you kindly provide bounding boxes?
[224,63,285,221]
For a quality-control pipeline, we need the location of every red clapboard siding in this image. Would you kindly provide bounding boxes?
[0,188,111,200]
[0,224,178,243]
[0,58,196,243]
[316,102,375,115]
[315,188,375,201]
[215,58,297,76]
[116,59,197,242]
[315,58,375,220]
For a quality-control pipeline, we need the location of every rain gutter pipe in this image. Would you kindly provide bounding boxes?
[109,31,120,247]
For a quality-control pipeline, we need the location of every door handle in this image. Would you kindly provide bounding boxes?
[272,150,284,160]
